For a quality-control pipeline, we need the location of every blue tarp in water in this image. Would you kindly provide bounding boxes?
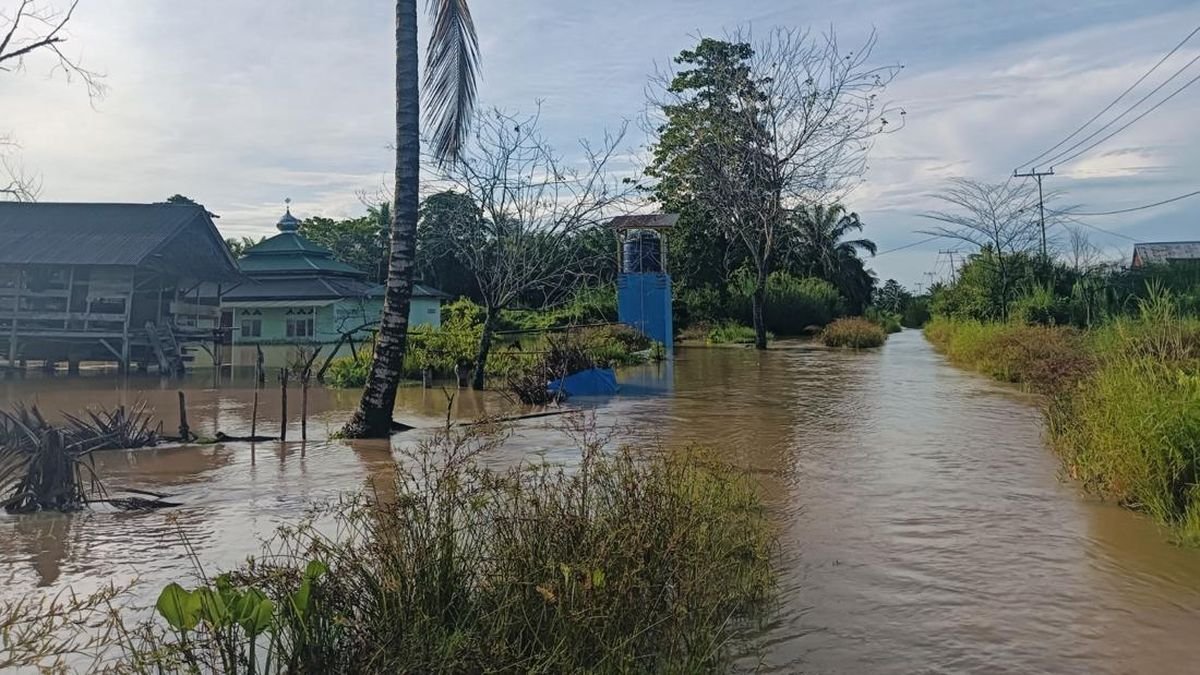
[548,367,619,398]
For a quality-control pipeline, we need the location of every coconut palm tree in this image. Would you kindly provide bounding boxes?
[786,204,878,314]
[342,0,480,438]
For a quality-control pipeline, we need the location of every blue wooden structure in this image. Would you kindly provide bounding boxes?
[611,214,678,356]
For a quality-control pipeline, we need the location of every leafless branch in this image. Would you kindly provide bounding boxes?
[0,0,105,99]
[428,106,637,313]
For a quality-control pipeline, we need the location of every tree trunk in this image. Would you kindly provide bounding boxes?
[341,0,419,439]
[471,308,497,391]
[752,271,768,350]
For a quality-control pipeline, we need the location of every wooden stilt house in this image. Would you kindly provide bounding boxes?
[0,202,241,373]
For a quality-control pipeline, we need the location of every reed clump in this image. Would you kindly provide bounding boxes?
[820,317,887,348]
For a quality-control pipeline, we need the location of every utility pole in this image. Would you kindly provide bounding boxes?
[1013,168,1054,260]
[939,250,959,282]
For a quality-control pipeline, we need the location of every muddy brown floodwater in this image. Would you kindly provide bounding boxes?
[3,330,1200,673]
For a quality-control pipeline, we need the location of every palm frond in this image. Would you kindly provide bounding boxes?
[424,0,481,164]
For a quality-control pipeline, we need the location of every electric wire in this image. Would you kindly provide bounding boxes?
[1050,189,1200,217]
[1017,24,1200,172]
[1040,52,1200,168]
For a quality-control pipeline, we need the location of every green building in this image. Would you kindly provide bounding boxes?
[221,207,447,368]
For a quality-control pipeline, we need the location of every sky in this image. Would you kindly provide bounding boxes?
[2,0,1199,289]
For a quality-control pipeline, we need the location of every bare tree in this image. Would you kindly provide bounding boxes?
[919,178,1045,314]
[647,27,902,348]
[427,108,634,389]
[1063,224,1102,272]
[1,0,104,201]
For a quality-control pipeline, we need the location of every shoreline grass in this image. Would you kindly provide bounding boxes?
[1,417,779,672]
[925,299,1200,545]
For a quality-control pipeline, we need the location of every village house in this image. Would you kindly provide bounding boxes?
[1131,241,1200,268]
[0,202,240,373]
[220,206,448,368]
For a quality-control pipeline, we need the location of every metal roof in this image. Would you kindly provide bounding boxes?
[609,213,679,231]
[0,202,241,278]
[223,299,335,309]
[1131,241,1200,266]
[222,277,449,302]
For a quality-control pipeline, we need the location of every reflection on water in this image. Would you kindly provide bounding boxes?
[3,334,1200,673]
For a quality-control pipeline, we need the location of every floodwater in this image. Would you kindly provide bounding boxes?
[3,331,1200,673]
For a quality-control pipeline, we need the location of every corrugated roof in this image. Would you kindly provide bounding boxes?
[1132,241,1200,266]
[609,213,679,230]
[0,202,240,278]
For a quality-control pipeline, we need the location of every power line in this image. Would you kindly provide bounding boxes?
[875,235,944,257]
[1050,188,1200,217]
[1017,24,1200,172]
[1047,58,1200,167]
[1057,214,1139,242]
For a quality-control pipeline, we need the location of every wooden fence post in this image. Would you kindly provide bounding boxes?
[177,391,190,442]
[279,368,288,441]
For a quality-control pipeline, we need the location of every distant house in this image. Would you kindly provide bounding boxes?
[221,207,449,368]
[0,202,240,373]
[1130,242,1200,268]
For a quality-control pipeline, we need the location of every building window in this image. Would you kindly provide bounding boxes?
[241,319,262,337]
[286,317,314,338]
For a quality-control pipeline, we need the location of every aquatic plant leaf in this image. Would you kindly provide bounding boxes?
[156,583,199,631]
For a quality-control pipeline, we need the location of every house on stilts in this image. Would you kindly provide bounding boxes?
[0,202,241,374]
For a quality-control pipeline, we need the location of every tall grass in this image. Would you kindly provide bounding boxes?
[820,317,887,348]
[927,288,1200,544]
[2,418,779,672]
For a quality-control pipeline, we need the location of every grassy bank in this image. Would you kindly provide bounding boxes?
[3,420,778,672]
[925,299,1200,544]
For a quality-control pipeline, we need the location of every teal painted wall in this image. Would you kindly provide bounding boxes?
[227,297,442,368]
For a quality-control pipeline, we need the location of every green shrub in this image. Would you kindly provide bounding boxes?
[676,286,725,328]
[681,321,770,345]
[864,307,902,334]
[820,317,887,348]
[901,297,931,328]
[727,271,844,335]
[1010,284,1071,326]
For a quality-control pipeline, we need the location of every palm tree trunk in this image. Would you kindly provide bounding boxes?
[341,0,420,438]
[470,306,497,390]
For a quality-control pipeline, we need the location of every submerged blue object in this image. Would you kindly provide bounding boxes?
[547,367,619,398]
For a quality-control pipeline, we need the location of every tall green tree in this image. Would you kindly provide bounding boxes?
[299,215,387,282]
[342,0,480,438]
[784,204,878,313]
[648,29,900,349]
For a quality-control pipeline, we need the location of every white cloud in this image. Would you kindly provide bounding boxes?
[4,0,1199,287]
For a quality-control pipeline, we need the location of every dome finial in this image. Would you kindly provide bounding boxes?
[277,198,300,232]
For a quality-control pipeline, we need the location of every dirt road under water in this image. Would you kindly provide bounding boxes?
[3,330,1199,673]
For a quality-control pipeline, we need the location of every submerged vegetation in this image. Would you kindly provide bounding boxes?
[325,298,655,392]
[927,282,1200,544]
[2,419,778,673]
